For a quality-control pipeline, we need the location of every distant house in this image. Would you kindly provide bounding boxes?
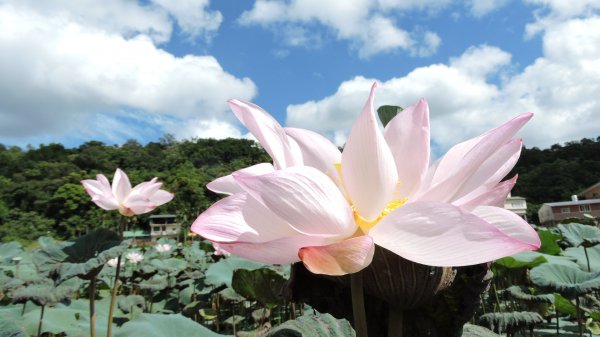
[579,181,600,199]
[538,196,600,226]
[504,194,527,221]
[149,214,181,241]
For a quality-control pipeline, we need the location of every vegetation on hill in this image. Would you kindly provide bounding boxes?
[1,135,599,242]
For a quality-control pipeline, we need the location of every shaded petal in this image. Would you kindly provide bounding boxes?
[112,168,132,203]
[213,235,332,265]
[341,82,398,220]
[284,127,342,176]
[91,195,119,210]
[299,235,375,275]
[228,99,302,169]
[207,163,275,195]
[369,201,539,267]
[384,98,430,199]
[454,175,518,211]
[415,113,532,202]
[191,193,299,244]
[234,166,356,238]
[472,205,540,247]
[81,176,119,210]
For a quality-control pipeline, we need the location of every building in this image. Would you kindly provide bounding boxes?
[504,194,527,221]
[579,181,600,199]
[149,214,181,241]
[538,196,600,226]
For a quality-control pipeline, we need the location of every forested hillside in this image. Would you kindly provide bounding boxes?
[1,135,599,242]
[0,137,269,243]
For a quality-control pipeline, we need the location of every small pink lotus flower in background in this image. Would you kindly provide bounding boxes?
[125,252,144,264]
[192,83,541,276]
[81,168,174,216]
[106,257,119,268]
[155,243,172,253]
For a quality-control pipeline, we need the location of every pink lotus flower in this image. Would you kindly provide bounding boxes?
[82,168,173,216]
[191,83,540,276]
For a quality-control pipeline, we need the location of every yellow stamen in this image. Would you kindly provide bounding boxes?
[353,197,407,232]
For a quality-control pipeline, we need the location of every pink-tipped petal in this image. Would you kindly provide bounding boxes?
[213,235,332,265]
[415,114,532,203]
[472,205,540,248]
[452,138,522,201]
[191,193,298,244]
[284,127,342,177]
[234,166,356,238]
[454,175,518,210]
[341,82,398,220]
[299,235,375,275]
[112,168,132,203]
[207,163,275,195]
[369,201,539,267]
[384,98,430,199]
[228,99,302,169]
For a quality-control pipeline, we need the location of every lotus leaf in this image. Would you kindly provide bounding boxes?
[530,263,600,298]
[232,268,286,308]
[0,241,23,265]
[11,279,78,306]
[138,274,169,291]
[537,229,562,255]
[150,258,187,274]
[114,313,233,337]
[495,251,578,269]
[265,312,355,337]
[205,255,268,288]
[117,295,146,313]
[460,324,501,337]
[252,307,271,321]
[377,105,402,127]
[478,311,544,333]
[504,285,554,303]
[564,245,600,272]
[558,223,600,247]
[224,315,245,325]
[0,310,27,337]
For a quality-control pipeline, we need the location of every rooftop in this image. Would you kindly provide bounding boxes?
[543,198,600,207]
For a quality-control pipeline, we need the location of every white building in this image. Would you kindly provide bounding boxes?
[504,194,527,221]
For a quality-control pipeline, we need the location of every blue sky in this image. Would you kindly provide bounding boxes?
[0,0,599,153]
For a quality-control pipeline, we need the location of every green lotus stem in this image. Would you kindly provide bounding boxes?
[576,296,583,337]
[584,246,591,272]
[21,302,27,316]
[388,308,403,337]
[350,272,368,337]
[556,308,559,336]
[107,217,126,337]
[37,304,45,337]
[492,281,501,312]
[90,276,97,337]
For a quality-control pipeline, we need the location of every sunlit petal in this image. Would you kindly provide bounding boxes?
[112,168,132,203]
[370,201,539,266]
[228,99,302,169]
[285,127,341,177]
[454,175,518,211]
[342,82,398,220]
[384,98,430,199]
[472,205,540,247]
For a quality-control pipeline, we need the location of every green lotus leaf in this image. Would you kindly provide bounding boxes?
[564,245,600,272]
[0,312,28,337]
[478,311,544,333]
[150,258,187,274]
[0,241,23,265]
[504,285,554,303]
[266,312,355,337]
[114,313,233,337]
[224,315,244,325]
[205,255,268,288]
[59,229,130,282]
[11,279,78,306]
[558,223,600,247]
[495,251,578,270]
[232,268,286,308]
[537,229,562,255]
[219,287,245,302]
[118,295,146,313]
[554,293,577,317]
[530,263,600,298]
[460,324,501,337]
[252,308,271,322]
[377,105,403,128]
[138,274,169,291]
[181,242,208,269]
